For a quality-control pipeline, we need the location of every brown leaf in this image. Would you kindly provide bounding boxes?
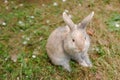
[10,53,18,62]
[95,72,102,80]
[87,29,94,36]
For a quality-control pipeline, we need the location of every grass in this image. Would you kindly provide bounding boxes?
[106,12,120,32]
[0,0,120,80]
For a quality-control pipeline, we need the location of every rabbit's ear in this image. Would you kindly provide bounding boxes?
[63,12,75,30]
[78,11,94,29]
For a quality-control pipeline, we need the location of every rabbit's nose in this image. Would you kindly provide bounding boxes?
[78,43,85,51]
[78,43,84,49]
[79,47,83,51]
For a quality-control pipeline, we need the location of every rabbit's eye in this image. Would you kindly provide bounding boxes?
[72,39,75,42]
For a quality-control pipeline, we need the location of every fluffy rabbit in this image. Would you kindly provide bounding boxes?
[46,11,94,71]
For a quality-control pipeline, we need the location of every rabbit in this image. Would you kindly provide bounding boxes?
[46,11,94,72]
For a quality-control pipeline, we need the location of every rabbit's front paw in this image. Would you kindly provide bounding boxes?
[80,60,92,67]
[80,60,89,67]
[63,64,71,72]
[79,60,92,67]
[86,61,92,67]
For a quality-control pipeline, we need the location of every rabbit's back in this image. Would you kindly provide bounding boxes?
[46,26,69,50]
[46,26,70,63]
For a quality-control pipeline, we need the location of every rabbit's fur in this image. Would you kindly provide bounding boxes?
[46,12,94,71]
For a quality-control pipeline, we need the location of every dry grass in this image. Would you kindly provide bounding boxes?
[0,0,120,80]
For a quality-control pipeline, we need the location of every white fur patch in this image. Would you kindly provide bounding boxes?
[81,60,88,67]
[83,37,90,51]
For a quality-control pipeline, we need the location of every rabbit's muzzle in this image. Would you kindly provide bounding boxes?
[75,38,85,52]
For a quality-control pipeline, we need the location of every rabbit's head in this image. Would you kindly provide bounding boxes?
[63,11,94,54]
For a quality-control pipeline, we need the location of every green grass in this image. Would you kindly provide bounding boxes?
[0,0,120,80]
[106,12,120,32]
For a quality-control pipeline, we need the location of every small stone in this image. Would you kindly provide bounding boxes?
[33,30,37,33]
[2,22,6,26]
[6,6,9,10]
[20,30,24,32]
[26,37,30,41]
[18,21,25,26]
[4,0,8,4]
[5,57,8,61]
[30,16,35,19]
[62,0,66,2]
[11,54,17,62]
[96,47,99,52]
[26,76,28,78]
[22,35,25,38]
[19,4,23,7]
[17,77,19,80]
[42,4,45,7]
[64,9,69,13]
[32,55,36,58]
[18,21,23,24]
[46,20,50,24]
[14,6,18,9]
[115,23,120,28]
[79,3,81,6]
[23,41,27,45]
[53,2,58,6]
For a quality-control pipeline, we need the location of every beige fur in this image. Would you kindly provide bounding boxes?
[46,11,94,71]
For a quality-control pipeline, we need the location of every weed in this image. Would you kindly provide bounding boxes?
[0,0,120,80]
[95,45,106,56]
[106,13,120,33]
[103,0,111,4]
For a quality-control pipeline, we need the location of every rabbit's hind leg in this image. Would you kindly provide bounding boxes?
[77,53,92,67]
[51,57,71,72]
[61,61,71,72]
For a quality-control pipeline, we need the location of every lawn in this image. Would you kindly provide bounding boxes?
[0,0,120,80]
